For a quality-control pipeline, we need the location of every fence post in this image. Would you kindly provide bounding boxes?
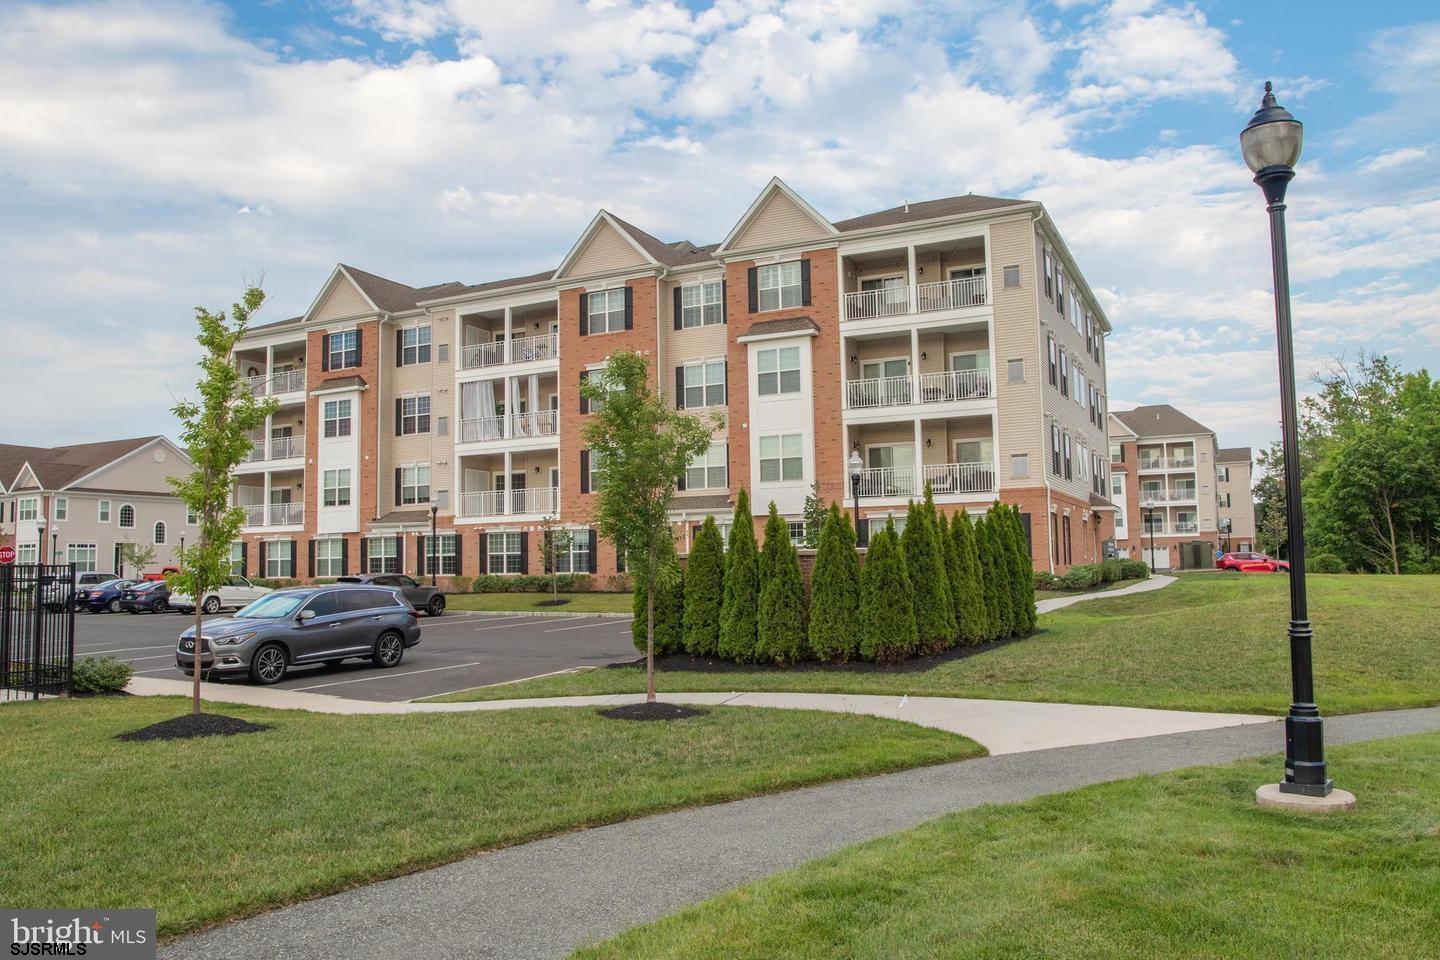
[31,567,44,700]
[0,566,10,694]
[65,564,76,696]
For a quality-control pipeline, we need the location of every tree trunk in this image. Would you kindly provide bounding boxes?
[1385,501,1400,575]
[646,541,656,703]
[192,603,203,715]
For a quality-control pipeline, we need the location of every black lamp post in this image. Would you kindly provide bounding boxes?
[1142,497,1156,573]
[429,504,439,587]
[847,450,863,534]
[1241,82,1336,802]
[51,526,59,569]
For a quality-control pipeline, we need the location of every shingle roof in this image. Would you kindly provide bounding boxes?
[606,213,720,267]
[1216,447,1252,463]
[372,509,434,526]
[739,316,820,339]
[340,264,468,314]
[1111,405,1215,439]
[833,194,1029,232]
[245,314,304,333]
[672,493,733,512]
[1089,492,1120,511]
[0,437,166,491]
[313,375,367,392]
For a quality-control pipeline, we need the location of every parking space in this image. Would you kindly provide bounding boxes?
[73,609,639,702]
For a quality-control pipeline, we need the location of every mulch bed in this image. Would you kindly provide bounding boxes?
[599,702,709,722]
[536,598,573,607]
[116,713,271,742]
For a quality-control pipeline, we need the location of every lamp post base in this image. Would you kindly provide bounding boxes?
[1255,783,1356,813]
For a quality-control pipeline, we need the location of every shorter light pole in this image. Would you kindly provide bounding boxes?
[1143,497,1157,573]
[51,526,60,569]
[429,504,439,587]
[847,450,863,535]
[35,514,47,566]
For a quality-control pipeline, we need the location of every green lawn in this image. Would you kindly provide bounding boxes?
[1034,578,1139,602]
[430,574,1440,716]
[574,730,1440,960]
[446,591,632,613]
[0,697,980,939]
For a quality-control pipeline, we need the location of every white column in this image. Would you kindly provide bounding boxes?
[264,413,273,459]
[503,451,513,514]
[265,345,274,393]
[907,245,918,312]
[913,418,923,497]
[262,472,272,527]
[910,328,921,402]
[503,307,513,363]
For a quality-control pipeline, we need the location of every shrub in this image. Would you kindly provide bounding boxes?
[901,500,956,655]
[808,505,861,662]
[1003,505,1036,634]
[1034,570,1057,589]
[447,575,474,595]
[756,502,808,664]
[718,488,760,663]
[252,578,301,590]
[1308,552,1345,574]
[1120,559,1150,580]
[858,521,918,662]
[469,574,598,593]
[632,552,684,655]
[973,516,1005,641]
[604,573,633,593]
[950,511,989,644]
[72,656,133,695]
[682,516,725,656]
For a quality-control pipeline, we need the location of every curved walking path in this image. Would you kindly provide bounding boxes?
[1035,573,1176,613]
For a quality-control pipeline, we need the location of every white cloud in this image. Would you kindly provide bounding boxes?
[1359,146,1430,174]
[1068,2,1239,106]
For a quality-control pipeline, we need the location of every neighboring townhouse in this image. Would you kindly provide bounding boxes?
[1107,405,1256,569]
[228,177,1115,580]
[0,437,195,575]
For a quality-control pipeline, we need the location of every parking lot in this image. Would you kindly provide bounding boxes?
[73,608,640,702]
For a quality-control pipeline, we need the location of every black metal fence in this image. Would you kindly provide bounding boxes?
[1,564,77,701]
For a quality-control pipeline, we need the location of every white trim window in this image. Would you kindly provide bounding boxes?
[426,534,458,576]
[118,504,135,528]
[315,539,345,577]
[323,399,352,438]
[66,543,97,573]
[681,281,724,327]
[755,346,801,397]
[955,438,994,466]
[327,330,359,369]
[759,434,803,483]
[587,288,626,334]
[17,498,37,522]
[683,360,726,408]
[266,540,294,579]
[186,507,198,525]
[1043,249,1054,300]
[686,443,728,490]
[487,531,524,574]
[757,262,802,311]
[98,500,111,523]
[786,520,806,545]
[587,452,603,493]
[323,469,352,507]
[17,543,38,564]
[400,325,432,366]
[367,536,399,574]
[554,528,592,574]
[399,394,431,435]
[153,521,167,545]
[229,542,245,575]
[53,497,68,521]
[400,465,430,506]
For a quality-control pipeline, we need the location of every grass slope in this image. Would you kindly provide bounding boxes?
[446,592,632,613]
[0,697,979,939]
[431,574,1440,715]
[574,731,1440,960]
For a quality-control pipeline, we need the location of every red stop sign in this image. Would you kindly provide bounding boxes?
[0,545,15,565]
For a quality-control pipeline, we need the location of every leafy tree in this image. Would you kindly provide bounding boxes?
[858,520,917,662]
[682,516,725,656]
[583,351,721,701]
[539,514,574,604]
[1253,442,1289,558]
[168,286,277,715]
[718,488,760,662]
[801,483,826,549]
[901,499,955,654]
[756,502,807,663]
[950,510,988,644]
[119,540,157,579]
[632,543,684,654]
[808,504,860,662]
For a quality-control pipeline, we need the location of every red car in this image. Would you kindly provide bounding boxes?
[1218,552,1290,573]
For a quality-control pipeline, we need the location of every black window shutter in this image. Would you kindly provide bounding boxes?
[856,518,870,547]
[747,267,758,312]
[396,536,405,575]
[259,540,267,575]
[395,398,403,436]
[800,259,812,306]
[722,360,728,403]
[676,471,686,491]
[673,286,682,331]
[579,450,590,494]
[354,331,362,368]
[587,529,598,573]
[579,369,590,414]
[359,537,368,573]
[623,285,634,330]
[454,533,463,575]
[396,329,404,367]
[289,540,297,575]
[518,533,528,573]
[477,532,488,574]
[543,531,553,574]
[395,468,402,507]
[720,279,727,323]
[616,547,626,574]
[675,367,685,409]
[578,292,589,336]
[1021,514,1033,557]
[321,334,331,371]
[307,539,315,579]
[417,536,425,577]
[241,541,248,575]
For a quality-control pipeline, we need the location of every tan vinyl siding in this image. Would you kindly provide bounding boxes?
[379,313,455,510]
[990,217,1043,488]
[732,191,831,249]
[314,275,373,322]
[566,221,649,278]
[78,444,184,493]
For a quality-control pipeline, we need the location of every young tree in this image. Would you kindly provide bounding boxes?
[119,540,157,579]
[718,488,761,662]
[950,511,988,644]
[539,514,574,603]
[757,502,807,663]
[858,520,918,662]
[809,505,861,662]
[801,483,826,548]
[682,515,725,656]
[583,351,720,702]
[168,286,277,715]
[901,499,955,655]
[632,543,684,655]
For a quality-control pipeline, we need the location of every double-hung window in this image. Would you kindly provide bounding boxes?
[425,534,457,576]
[1043,250,1054,300]
[17,543,37,565]
[17,498,37,522]
[487,532,524,574]
[66,543,97,573]
[323,399,352,438]
[1058,353,1069,396]
[1063,433,1073,480]
[323,469,352,507]
[685,443,728,490]
[228,542,245,575]
[327,331,359,369]
[1051,425,1062,475]
[757,262,802,311]
[587,289,626,334]
[758,434,803,483]
[98,500,111,523]
[555,528,592,574]
[400,465,430,506]
[681,281,723,327]
[400,325,432,365]
[756,346,800,396]
[54,497,67,521]
[367,537,399,574]
[1047,336,1057,387]
[683,361,726,408]
[266,541,294,578]
[315,539,345,577]
[399,394,431,435]
[787,520,807,545]
[1056,270,1066,316]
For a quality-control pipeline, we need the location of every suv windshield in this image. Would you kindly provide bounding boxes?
[235,594,306,619]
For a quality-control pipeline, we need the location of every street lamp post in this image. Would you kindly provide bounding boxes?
[1241,82,1350,809]
[51,526,59,569]
[429,504,439,587]
[35,514,47,566]
[847,450,863,535]
[1142,498,1156,573]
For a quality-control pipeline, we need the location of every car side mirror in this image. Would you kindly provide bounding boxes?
[297,609,317,622]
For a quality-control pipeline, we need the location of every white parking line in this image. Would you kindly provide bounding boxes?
[291,661,488,691]
[469,617,540,632]
[77,644,177,655]
[543,618,634,633]
[131,667,180,674]
[117,654,178,663]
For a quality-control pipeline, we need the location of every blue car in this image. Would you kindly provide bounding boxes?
[177,584,421,685]
[79,579,139,613]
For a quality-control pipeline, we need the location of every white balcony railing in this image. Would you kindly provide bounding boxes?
[1139,456,1196,471]
[843,276,988,321]
[511,409,559,438]
[461,333,559,370]
[270,369,305,394]
[244,441,266,463]
[511,486,557,515]
[460,416,506,443]
[921,461,995,495]
[846,376,912,409]
[268,502,303,526]
[845,370,991,409]
[462,341,506,370]
[243,435,304,462]
[461,486,558,518]
[1174,521,1199,534]
[240,374,268,397]
[844,286,911,321]
[915,276,987,312]
[917,369,990,403]
[242,503,266,526]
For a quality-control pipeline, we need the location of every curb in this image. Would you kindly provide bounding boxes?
[448,609,634,620]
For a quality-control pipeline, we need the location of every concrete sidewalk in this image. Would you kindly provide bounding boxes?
[1035,573,1176,613]
[159,705,1440,960]
[126,676,1272,756]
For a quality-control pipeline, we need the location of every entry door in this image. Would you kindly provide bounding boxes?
[861,358,909,405]
[867,445,915,494]
[510,471,526,513]
[1147,548,1171,571]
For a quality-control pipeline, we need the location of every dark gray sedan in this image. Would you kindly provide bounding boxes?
[176,585,422,685]
[337,574,446,617]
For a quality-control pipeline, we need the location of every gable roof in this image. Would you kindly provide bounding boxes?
[833,194,1029,232]
[339,264,468,314]
[552,210,661,279]
[0,437,169,491]
[1216,447,1252,463]
[1111,405,1215,439]
[716,177,837,255]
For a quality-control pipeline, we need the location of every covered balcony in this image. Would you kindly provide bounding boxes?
[459,301,559,371]
[240,411,306,467]
[458,373,559,445]
[457,451,560,519]
[234,343,307,399]
[845,416,996,501]
[234,469,305,528]
[843,325,992,413]
[1137,444,1196,472]
[841,236,988,323]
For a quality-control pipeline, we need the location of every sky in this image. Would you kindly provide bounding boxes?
[1,0,1437,457]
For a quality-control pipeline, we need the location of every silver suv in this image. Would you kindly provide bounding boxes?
[176,584,422,685]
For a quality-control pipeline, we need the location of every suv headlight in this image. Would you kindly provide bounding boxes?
[213,632,258,646]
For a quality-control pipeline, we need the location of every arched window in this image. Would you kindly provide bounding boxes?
[118,504,135,528]
[153,521,167,545]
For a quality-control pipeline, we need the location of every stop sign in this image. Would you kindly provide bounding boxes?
[0,545,15,565]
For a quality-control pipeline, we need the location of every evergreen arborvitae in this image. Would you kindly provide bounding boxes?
[974,515,1004,640]
[985,507,1017,636]
[683,515,725,655]
[632,550,684,654]
[951,511,988,644]
[937,510,963,646]
[757,502,807,663]
[901,500,956,655]
[858,521,918,662]
[718,488,760,662]
[808,505,860,662]
[1005,505,1037,633]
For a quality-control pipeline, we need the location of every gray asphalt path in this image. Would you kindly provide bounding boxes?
[160,706,1440,960]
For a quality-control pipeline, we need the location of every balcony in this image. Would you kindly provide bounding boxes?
[244,435,305,463]
[845,369,990,410]
[461,333,559,370]
[853,462,995,499]
[459,411,559,444]
[1137,456,1196,472]
[460,486,558,518]
[239,370,307,398]
[844,276,987,322]
[1140,487,1197,503]
[242,502,305,527]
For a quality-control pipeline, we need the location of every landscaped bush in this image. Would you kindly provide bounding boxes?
[975,516,1007,640]
[604,574,633,593]
[808,505,860,662]
[950,510,989,645]
[466,574,598,594]
[1049,558,1150,591]
[1034,570,1057,589]
[718,488,760,663]
[682,516,725,656]
[72,656,133,695]
[1119,559,1150,580]
[1309,553,1345,573]
[902,498,955,655]
[756,502,807,664]
[252,578,302,589]
[447,575,474,595]
[632,553,684,655]
[859,520,918,663]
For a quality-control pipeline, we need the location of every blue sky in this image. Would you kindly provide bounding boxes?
[2,0,1437,457]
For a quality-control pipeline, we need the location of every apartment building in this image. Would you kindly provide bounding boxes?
[1107,405,1256,568]
[227,177,1115,580]
[0,437,194,574]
